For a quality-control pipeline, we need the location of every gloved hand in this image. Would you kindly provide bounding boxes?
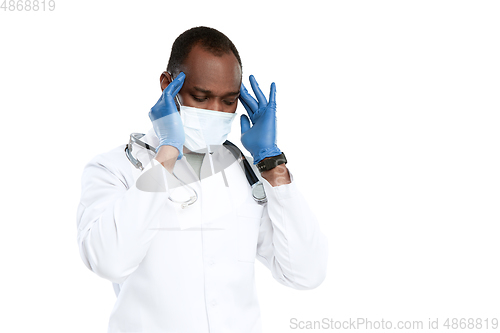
[149,72,185,160]
[239,75,282,164]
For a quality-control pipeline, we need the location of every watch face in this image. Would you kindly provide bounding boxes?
[258,161,270,172]
[256,153,286,172]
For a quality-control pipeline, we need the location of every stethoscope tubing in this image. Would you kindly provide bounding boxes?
[125,133,267,207]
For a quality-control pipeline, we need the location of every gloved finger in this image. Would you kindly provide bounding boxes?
[153,93,165,108]
[268,82,276,106]
[240,114,251,135]
[165,72,185,97]
[239,96,253,118]
[239,83,258,114]
[249,75,268,106]
[149,93,166,120]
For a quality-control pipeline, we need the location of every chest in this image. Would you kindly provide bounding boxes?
[144,159,265,265]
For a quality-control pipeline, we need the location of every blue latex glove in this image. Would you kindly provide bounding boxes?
[149,72,185,159]
[239,75,282,164]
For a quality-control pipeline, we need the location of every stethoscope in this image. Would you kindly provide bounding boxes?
[125,133,267,208]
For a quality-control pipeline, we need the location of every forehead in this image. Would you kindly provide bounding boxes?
[181,44,242,94]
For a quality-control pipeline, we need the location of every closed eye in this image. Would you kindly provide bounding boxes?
[223,100,237,106]
[223,94,239,106]
[191,95,207,102]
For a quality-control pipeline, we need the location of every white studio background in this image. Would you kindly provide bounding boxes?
[1,1,499,332]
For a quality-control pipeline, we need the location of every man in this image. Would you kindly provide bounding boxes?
[77,26,328,333]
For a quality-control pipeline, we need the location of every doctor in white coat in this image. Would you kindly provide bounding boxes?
[77,26,328,333]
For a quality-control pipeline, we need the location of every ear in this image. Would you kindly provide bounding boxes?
[160,71,173,92]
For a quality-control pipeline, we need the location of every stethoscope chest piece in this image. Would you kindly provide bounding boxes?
[252,182,267,204]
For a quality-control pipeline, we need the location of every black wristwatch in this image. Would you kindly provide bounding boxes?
[256,152,287,172]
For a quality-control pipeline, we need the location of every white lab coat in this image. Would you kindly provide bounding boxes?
[76,128,328,333]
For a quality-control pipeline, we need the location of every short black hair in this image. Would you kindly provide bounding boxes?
[166,26,242,78]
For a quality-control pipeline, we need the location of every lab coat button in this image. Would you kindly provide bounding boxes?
[211,300,217,306]
[209,260,215,266]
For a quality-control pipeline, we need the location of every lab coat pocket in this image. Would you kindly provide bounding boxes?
[237,208,262,263]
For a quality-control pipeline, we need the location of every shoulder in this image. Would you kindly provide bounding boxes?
[87,144,128,171]
[83,144,135,188]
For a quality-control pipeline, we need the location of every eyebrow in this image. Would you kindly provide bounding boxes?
[193,86,240,96]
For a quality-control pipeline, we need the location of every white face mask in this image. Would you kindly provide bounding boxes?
[179,105,237,153]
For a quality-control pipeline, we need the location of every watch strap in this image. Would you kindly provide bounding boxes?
[256,152,287,172]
